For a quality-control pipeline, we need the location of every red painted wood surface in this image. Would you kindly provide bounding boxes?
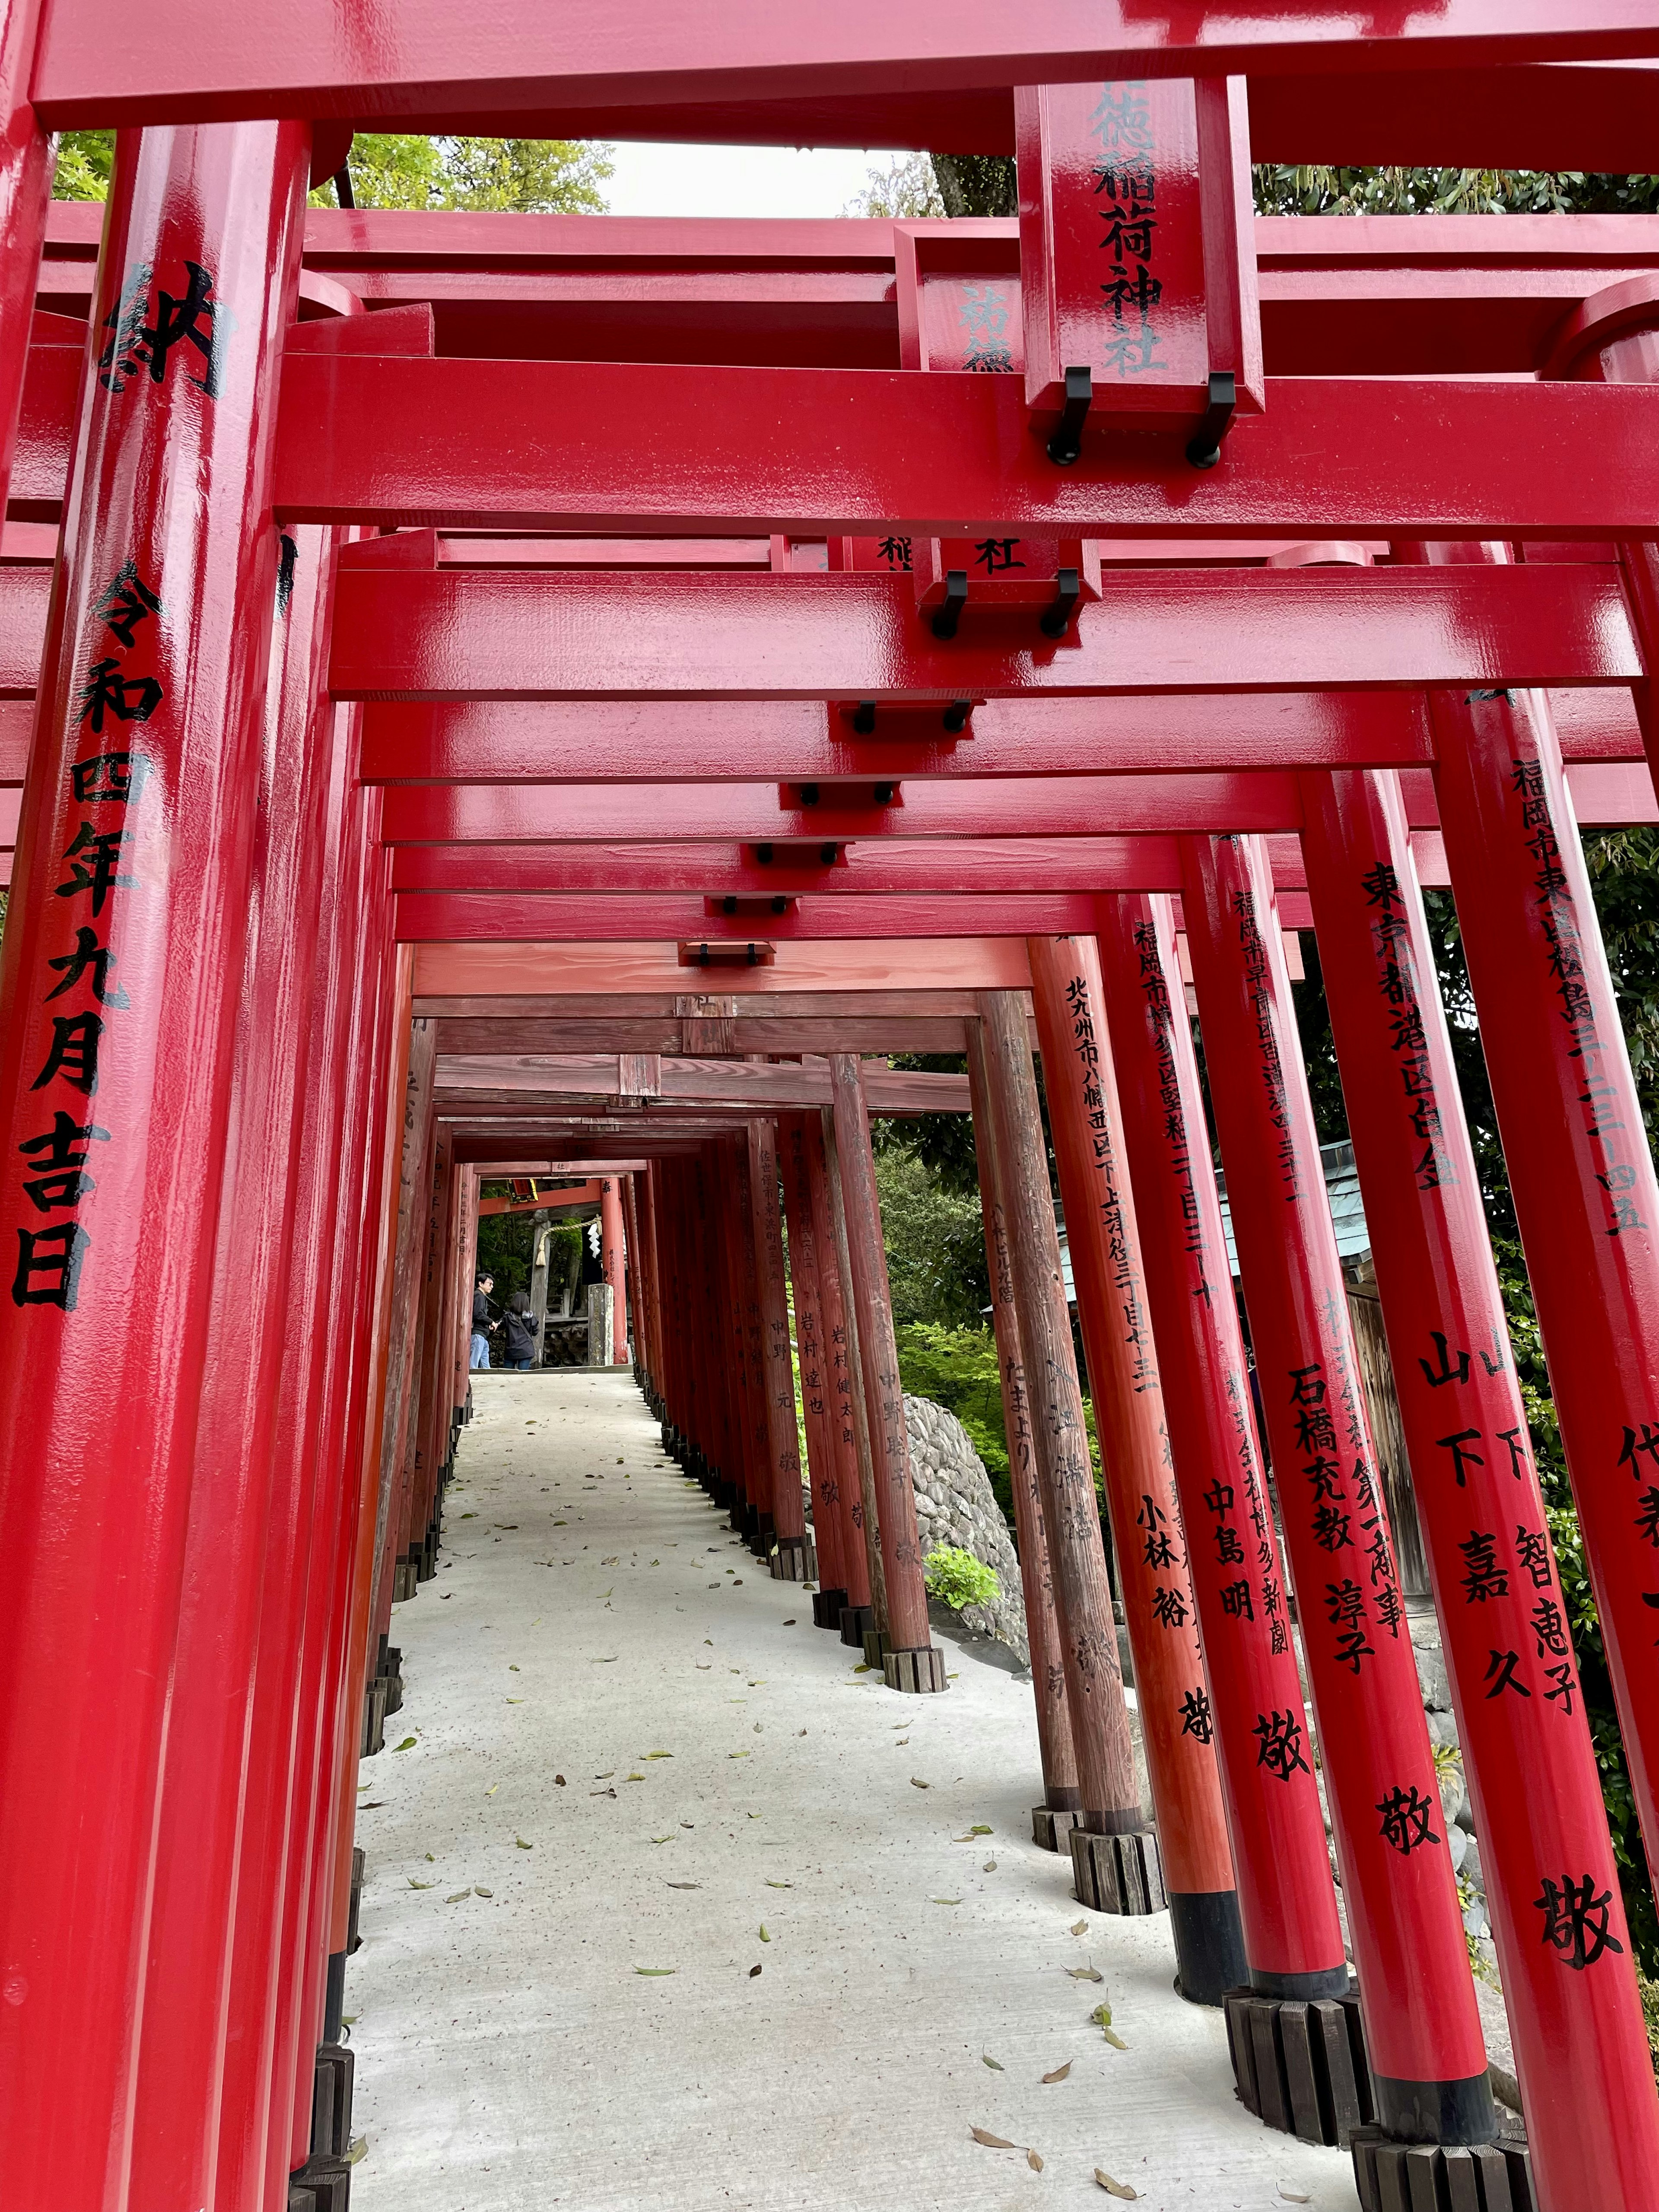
[0,122,311,2196]
[1182,833,1489,2099]
[1301,764,1659,2204]
[1098,892,1346,1990]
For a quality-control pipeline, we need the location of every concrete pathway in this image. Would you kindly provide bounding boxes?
[349,1369,1360,2212]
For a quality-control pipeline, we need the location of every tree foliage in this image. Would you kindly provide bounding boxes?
[929,154,1017,218]
[873,1147,989,1328]
[50,131,612,214]
[843,154,943,219]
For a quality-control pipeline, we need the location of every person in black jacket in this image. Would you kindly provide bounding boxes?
[501,1292,537,1371]
[470,1274,496,1370]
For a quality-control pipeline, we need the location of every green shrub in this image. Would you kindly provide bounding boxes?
[924,1545,1000,1611]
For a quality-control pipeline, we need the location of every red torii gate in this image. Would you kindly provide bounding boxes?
[2,16,1659,2212]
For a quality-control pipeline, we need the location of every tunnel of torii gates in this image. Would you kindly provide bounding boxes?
[19,13,1659,2212]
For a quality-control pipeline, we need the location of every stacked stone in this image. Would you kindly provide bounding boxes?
[903,1396,1029,1662]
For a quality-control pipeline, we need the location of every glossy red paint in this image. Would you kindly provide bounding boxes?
[278,356,1659,537]
[1027,934,1238,1914]
[1427,650,1659,1886]
[0,0,52,530]
[600,1172,627,1365]
[1181,833,1490,2110]
[0,120,309,2196]
[1300,765,1659,2206]
[1097,892,1345,1992]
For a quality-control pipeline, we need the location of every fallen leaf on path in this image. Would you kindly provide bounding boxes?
[730,1750,750,1760]
[1041,2063,1071,2084]
[852,1664,872,1674]
[643,1750,674,1759]
[634,1967,676,1977]
[1277,2191,1311,2206]
[981,2054,1003,2071]
[782,1618,796,1625]
[983,1859,998,1872]
[626,1773,645,1783]
[590,1656,619,1664]
[1070,1919,1088,1936]
[1094,2174,1138,2200]
[667,1882,701,1890]
[445,1889,473,1904]
[1027,2149,1044,2172]
[651,1834,674,1844]
[595,1771,616,1780]
[749,1964,762,1977]
[910,1778,930,1789]
[515,1836,534,1850]
[970,2128,1015,2149]
[393,1736,417,1752]
[424,1853,435,1862]
[1103,2029,1129,2050]
[347,2138,368,2165]
[591,1787,617,1798]
[408,1879,435,1890]
[931,1897,962,1906]
[486,1785,499,1796]
[508,1665,520,1672]
[554,1774,566,1786]
[764,1879,792,1889]
[1067,1966,1104,1983]
[475,1887,493,1897]
[759,1925,770,1942]
[506,1698,524,1704]
[1089,2003,1113,2028]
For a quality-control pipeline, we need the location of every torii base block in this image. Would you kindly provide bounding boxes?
[1070,1824,1166,1915]
[1349,2129,1535,2212]
[769,1534,817,1583]
[1225,1986,1372,2148]
[883,1645,949,1694]
[810,1586,848,1628]
[1031,1801,1084,1853]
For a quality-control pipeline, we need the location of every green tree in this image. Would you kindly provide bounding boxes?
[50,131,612,214]
[929,154,1017,218]
[873,1147,989,1328]
[842,154,943,219]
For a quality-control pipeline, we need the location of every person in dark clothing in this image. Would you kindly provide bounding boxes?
[470,1273,496,1370]
[501,1292,537,1371]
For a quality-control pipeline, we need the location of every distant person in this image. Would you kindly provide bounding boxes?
[502,1291,537,1372]
[471,1273,497,1370]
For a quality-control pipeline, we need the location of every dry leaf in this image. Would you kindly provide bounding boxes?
[445,1889,473,1904]
[424,1853,435,1862]
[515,1836,534,1850]
[749,1963,762,1977]
[1103,2029,1129,2051]
[347,2137,368,2165]
[485,1785,499,1797]
[1094,2174,1138,2201]
[644,1749,674,1759]
[730,1750,750,1759]
[651,1834,674,1844]
[634,1967,675,1976]
[408,1879,435,1890]
[1089,2002,1113,2028]
[981,2054,1004,2071]
[505,1698,524,1704]
[910,1777,930,1789]
[765,1880,792,1889]
[931,1897,962,1906]
[970,2128,1015,2150]
[983,1859,998,1872]
[1070,1919,1088,1936]
[667,1882,701,1890]
[1027,2149,1044,2172]
[474,1887,493,1897]
[1067,1966,1104,1983]
[1277,2193,1312,2207]
[554,1774,566,1786]
[1041,2063,1071,2084]
[590,1787,617,1799]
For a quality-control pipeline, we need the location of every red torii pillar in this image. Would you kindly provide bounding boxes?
[964,1020,1082,1851]
[126,512,343,2206]
[1406,536,1659,1893]
[779,1112,849,1618]
[808,1106,884,1646]
[600,1172,627,1365]
[829,1052,944,1692]
[1182,833,1495,2157]
[1301,764,1659,2208]
[748,1116,812,1579]
[1028,935,1245,2003]
[0,120,311,2196]
[976,992,1151,1885]
[1097,897,1354,2084]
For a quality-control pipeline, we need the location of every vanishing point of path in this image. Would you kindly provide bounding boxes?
[349,1370,1360,2212]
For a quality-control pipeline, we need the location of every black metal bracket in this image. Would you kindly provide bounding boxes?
[1186,370,1236,470]
[942,699,973,734]
[851,700,877,734]
[1039,566,1082,639]
[930,569,968,640]
[1047,365,1093,466]
[819,842,839,864]
[754,842,773,863]
[798,783,820,807]
[872,782,895,804]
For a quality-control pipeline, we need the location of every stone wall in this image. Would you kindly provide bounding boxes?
[904,1395,1029,1663]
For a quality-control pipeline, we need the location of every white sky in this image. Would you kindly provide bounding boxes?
[599,142,912,220]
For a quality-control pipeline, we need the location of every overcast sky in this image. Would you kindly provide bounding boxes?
[599,142,912,219]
